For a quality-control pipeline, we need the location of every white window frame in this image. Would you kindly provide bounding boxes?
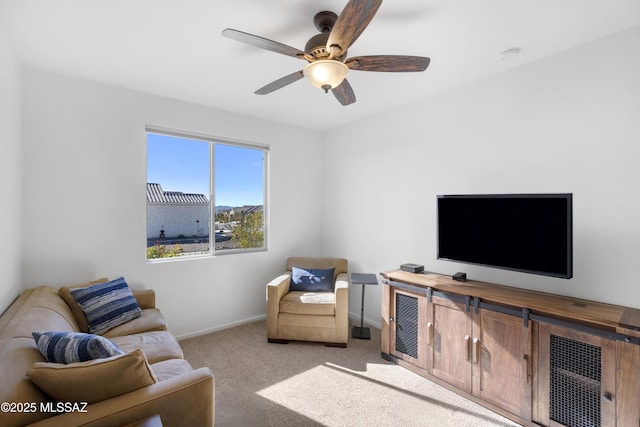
[146,126,269,260]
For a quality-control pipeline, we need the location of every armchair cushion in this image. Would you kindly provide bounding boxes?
[279,291,336,316]
[290,266,335,292]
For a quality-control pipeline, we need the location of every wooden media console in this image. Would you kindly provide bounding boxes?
[380,270,640,427]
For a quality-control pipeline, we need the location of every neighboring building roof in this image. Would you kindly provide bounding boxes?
[147,183,208,204]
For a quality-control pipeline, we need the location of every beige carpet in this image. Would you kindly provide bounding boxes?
[179,320,521,427]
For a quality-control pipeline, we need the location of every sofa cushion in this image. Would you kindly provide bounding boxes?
[290,267,335,292]
[279,291,336,316]
[69,277,142,335]
[32,331,124,364]
[150,358,194,382]
[27,348,157,404]
[110,331,183,364]
[13,306,78,339]
[131,289,156,309]
[59,277,110,333]
[102,308,167,338]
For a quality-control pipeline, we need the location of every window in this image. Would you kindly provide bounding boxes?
[146,128,267,260]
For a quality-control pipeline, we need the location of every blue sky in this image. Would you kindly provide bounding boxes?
[147,133,264,207]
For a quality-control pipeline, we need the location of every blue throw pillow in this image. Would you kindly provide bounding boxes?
[32,331,124,364]
[69,276,142,335]
[290,267,335,292]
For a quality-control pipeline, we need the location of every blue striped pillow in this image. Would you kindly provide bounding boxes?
[32,331,124,364]
[69,276,142,335]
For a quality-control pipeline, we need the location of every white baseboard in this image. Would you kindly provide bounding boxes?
[175,314,267,341]
[349,311,382,330]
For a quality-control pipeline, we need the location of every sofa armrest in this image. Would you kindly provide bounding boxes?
[132,289,155,309]
[27,367,214,427]
[334,272,349,343]
[334,272,349,313]
[266,273,291,339]
[266,273,291,301]
[335,272,349,292]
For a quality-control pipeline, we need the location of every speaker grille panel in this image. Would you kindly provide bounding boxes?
[395,293,419,358]
[550,334,602,427]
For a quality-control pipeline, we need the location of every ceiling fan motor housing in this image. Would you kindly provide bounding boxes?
[305,33,329,58]
[305,11,346,60]
[305,32,347,60]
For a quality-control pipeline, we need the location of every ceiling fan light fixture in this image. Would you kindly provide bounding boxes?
[303,60,349,93]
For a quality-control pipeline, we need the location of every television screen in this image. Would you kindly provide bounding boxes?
[437,194,572,279]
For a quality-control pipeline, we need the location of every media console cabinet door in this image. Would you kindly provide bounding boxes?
[429,295,473,393]
[471,309,532,420]
[537,324,616,427]
[616,337,640,426]
[389,288,429,369]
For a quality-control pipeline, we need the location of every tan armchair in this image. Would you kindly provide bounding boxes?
[267,257,349,347]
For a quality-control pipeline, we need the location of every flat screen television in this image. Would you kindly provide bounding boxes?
[437,194,573,279]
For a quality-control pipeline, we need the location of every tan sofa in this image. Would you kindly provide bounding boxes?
[267,257,349,347]
[0,284,214,427]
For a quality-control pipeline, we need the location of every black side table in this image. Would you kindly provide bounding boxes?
[351,273,378,340]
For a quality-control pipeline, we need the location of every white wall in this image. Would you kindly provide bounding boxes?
[21,69,325,337]
[14,26,640,337]
[323,26,640,327]
[0,19,23,314]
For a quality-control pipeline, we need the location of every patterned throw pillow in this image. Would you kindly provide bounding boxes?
[69,276,142,335]
[58,277,110,332]
[290,267,336,292]
[32,331,124,364]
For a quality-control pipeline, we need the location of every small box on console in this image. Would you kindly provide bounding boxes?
[400,263,424,274]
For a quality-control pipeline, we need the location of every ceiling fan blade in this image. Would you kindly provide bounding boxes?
[222,28,306,59]
[346,55,430,72]
[331,79,356,106]
[327,0,383,57]
[255,70,305,95]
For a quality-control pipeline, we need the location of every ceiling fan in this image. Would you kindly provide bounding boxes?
[222,0,430,106]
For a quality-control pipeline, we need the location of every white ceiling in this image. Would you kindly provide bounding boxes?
[2,0,639,131]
